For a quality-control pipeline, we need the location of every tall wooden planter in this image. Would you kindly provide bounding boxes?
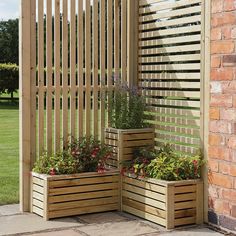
[104,128,154,168]
[31,170,120,220]
[122,174,203,229]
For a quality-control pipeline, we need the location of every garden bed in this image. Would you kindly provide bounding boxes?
[31,169,120,220]
[122,173,203,229]
[104,128,154,168]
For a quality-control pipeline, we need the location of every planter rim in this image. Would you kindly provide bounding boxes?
[124,173,202,187]
[31,168,119,180]
[105,127,154,133]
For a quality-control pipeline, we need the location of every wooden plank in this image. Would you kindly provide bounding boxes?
[32,177,44,187]
[32,191,44,202]
[123,133,154,141]
[62,0,68,147]
[140,6,201,24]
[121,0,127,82]
[32,198,44,209]
[196,182,203,224]
[139,25,201,40]
[114,0,120,81]
[123,197,166,219]
[33,184,44,194]
[122,190,166,210]
[123,139,154,148]
[93,0,99,138]
[54,0,61,152]
[78,0,83,137]
[139,0,201,14]
[143,90,200,99]
[174,216,196,226]
[49,196,118,211]
[123,205,166,226]
[85,0,91,137]
[100,0,105,141]
[32,206,44,217]
[175,193,197,202]
[175,201,196,210]
[49,189,118,203]
[140,64,201,72]
[49,203,118,219]
[49,175,119,188]
[175,209,196,219]
[140,72,200,80]
[141,81,201,89]
[46,0,53,155]
[70,0,76,139]
[175,185,196,194]
[140,35,201,47]
[166,185,175,229]
[123,176,166,194]
[139,0,167,6]
[38,0,44,156]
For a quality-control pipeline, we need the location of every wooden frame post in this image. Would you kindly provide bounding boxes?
[19,0,35,212]
[127,0,139,87]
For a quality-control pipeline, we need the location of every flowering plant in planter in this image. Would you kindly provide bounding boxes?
[123,144,204,180]
[33,136,113,175]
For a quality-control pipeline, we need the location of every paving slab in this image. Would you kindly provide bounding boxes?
[0,213,82,236]
[78,221,160,236]
[0,204,20,216]
[29,229,84,236]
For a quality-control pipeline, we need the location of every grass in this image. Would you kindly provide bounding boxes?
[0,101,19,205]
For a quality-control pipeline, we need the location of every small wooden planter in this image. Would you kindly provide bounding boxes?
[31,169,120,220]
[105,128,154,168]
[122,174,203,229]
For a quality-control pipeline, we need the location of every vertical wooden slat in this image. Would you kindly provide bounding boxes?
[70,0,76,139]
[100,0,106,141]
[62,0,68,148]
[93,0,99,138]
[78,0,84,138]
[107,0,113,123]
[38,0,44,156]
[46,0,53,155]
[20,0,34,212]
[54,0,61,151]
[121,0,127,82]
[114,0,120,82]
[166,185,175,229]
[85,0,91,137]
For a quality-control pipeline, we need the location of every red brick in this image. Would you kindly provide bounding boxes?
[211,68,233,81]
[228,136,236,149]
[211,27,222,40]
[208,146,231,160]
[231,26,236,38]
[223,54,236,66]
[231,205,236,218]
[209,133,224,145]
[209,185,219,198]
[211,82,222,93]
[230,164,236,176]
[212,0,224,13]
[208,159,219,172]
[222,26,232,39]
[219,161,230,174]
[210,172,233,188]
[210,108,220,120]
[220,108,236,121]
[211,56,221,68]
[212,12,236,27]
[224,0,236,11]
[219,188,231,200]
[211,41,235,54]
[221,81,236,94]
[214,199,230,215]
[210,94,232,108]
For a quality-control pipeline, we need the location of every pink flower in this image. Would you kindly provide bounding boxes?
[50,168,56,176]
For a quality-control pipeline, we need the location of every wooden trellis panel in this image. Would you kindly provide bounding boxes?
[138,0,203,154]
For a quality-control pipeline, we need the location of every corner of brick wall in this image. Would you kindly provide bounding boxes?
[209,0,236,232]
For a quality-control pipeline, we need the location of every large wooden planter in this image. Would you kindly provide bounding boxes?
[31,169,120,220]
[105,128,154,168]
[122,174,203,229]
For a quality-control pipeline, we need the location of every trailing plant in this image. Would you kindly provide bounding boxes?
[108,80,148,129]
[124,144,204,181]
[33,136,113,175]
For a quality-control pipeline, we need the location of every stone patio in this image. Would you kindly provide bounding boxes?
[0,205,224,236]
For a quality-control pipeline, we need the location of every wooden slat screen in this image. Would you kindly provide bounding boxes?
[138,0,203,154]
[33,0,128,156]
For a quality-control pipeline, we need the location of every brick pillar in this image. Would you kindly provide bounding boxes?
[209,0,236,232]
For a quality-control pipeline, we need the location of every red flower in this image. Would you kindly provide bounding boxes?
[50,168,56,176]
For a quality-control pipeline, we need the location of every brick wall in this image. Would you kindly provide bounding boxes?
[209,0,236,232]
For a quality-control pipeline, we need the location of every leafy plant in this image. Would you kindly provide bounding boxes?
[124,144,204,181]
[33,136,113,175]
[108,80,148,129]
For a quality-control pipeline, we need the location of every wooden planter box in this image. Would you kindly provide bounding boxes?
[31,169,120,220]
[105,128,154,169]
[122,174,203,229]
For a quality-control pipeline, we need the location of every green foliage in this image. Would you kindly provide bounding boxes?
[0,19,19,64]
[109,81,148,129]
[0,63,19,95]
[33,136,113,175]
[124,144,204,181]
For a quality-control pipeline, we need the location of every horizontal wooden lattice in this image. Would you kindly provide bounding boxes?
[138,0,203,154]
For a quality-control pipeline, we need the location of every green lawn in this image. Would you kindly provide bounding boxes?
[0,101,19,205]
